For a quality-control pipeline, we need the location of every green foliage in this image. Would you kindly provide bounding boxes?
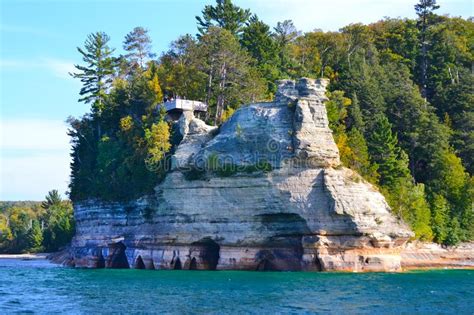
[204,153,273,177]
[145,120,171,170]
[367,115,410,188]
[430,194,450,244]
[445,217,462,246]
[66,1,473,244]
[42,203,75,252]
[386,181,433,241]
[41,189,62,210]
[0,191,74,253]
[241,15,281,94]
[196,0,251,36]
[27,220,43,251]
[196,26,267,125]
[70,32,115,115]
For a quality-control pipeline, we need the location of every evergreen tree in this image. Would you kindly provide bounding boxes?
[41,189,62,210]
[414,0,439,98]
[123,27,155,70]
[347,93,364,132]
[347,128,379,183]
[445,217,461,246]
[273,20,299,75]
[436,69,474,173]
[71,32,116,116]
[241,15,280,94]
[430,194,450,244]
[196,0,251,36]
[27,220,43,251]
[367,115,410,188]
[386,181,433,241]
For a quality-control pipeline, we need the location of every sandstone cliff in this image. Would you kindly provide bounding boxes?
[67,78,431,272]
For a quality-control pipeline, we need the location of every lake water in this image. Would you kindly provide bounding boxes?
[0,259,473,314]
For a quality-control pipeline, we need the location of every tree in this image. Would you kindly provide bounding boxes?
[274,20,299,47]
[41,190,62,210]
[386,181,433,241]
[347,93,364,132]
[0,214,12,251]
[430,194,450,244]
[27,220,43,251]
[7,207,33,253]
[346,128,379,183]
[273,20,300,75]
[123,27,155,70]
[414,0,440,98]
[445,217,461,246]
[196,27,266,124]
[241,15,280,94]
[145,120,171,170]
[158,35,207,101]
[196,0,251,36]
[436,69,474,173]
[367,115,410,188]
[71,32,116,116]
[42,202,75,252]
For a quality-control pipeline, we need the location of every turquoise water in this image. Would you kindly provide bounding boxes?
[0,259,473,314]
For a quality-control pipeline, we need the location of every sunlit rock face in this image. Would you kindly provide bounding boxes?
[68,78,416,272]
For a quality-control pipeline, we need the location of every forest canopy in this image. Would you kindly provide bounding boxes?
[0,191,75,254]
[68,0,473,245]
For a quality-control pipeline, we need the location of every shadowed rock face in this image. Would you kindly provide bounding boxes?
[68,78,417,272]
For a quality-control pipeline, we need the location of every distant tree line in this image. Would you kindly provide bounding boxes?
[0,190,75,253]
[68,0,473,246]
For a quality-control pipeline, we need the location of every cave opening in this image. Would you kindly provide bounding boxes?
[314,256,323,271]
[189,257,197,270]
[256,259,273,271]
[107,242,130,269]
[173,257,182,270]
[135,255,146,270]
[191,238,220,270]
[96,252,105,269]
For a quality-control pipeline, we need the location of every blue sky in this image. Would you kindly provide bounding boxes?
[0,0,472,200]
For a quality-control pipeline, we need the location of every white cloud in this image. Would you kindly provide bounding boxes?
[43,58,77,80]
[0,119,71,200]
[0,58,76,80]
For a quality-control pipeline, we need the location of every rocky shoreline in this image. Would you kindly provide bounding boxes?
[64,78,473,272]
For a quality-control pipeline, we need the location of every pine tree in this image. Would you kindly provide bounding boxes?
[445,217,462,246]
[241,15,280,94]
[347,128,379,183]
[430,194,450,244]
[123,27,155,70]
[27,220,43,251]
[414,0,440,99]
[367,115,410,188]
[273,20,299,75]
[386,181,433,241]
[41,190,62,210]
[348,93,364,132]
[196,0,251,36]
[71,32,116,116]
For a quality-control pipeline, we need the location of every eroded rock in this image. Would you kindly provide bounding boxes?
[67,78,467,272]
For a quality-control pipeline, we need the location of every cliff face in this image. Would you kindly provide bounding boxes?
[69,78,416,272]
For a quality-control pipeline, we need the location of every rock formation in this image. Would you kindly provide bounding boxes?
[67,78,431,272]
